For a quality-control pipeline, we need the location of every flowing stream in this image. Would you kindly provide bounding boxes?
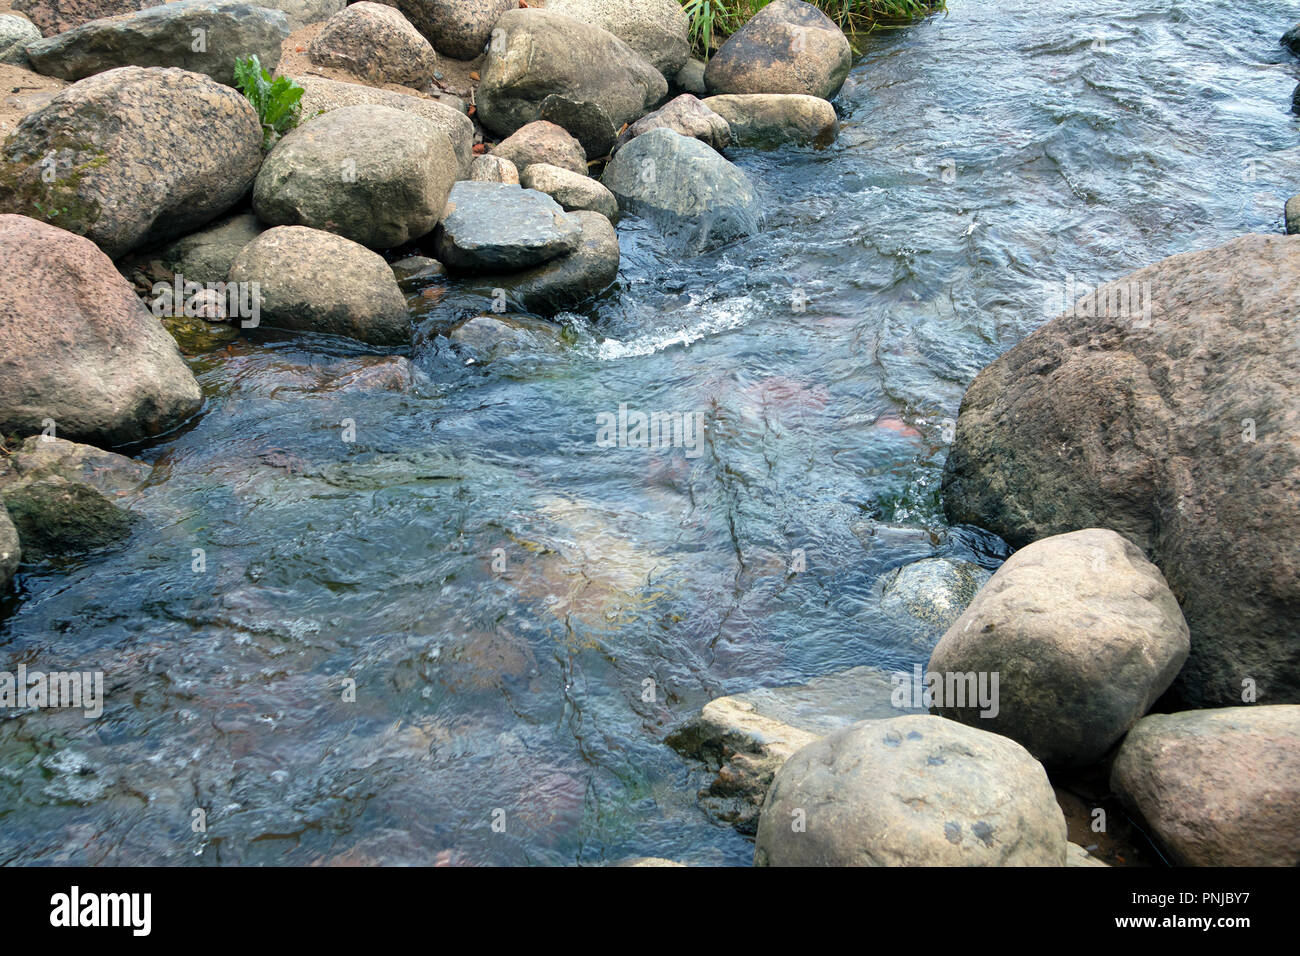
[2,0,1298,865]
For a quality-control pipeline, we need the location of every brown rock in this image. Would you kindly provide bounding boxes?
[1111,706,1300,866]
[942,234,1300,707]
[612,93,730,155]
[704,0,852,101]
[492,120,587,175]
[0,214,202,446]
[308,2,437,87]
[12,0,150,37]
[376,0,515,60]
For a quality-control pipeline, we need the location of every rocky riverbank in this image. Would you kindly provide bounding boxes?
[0,1,1296,867]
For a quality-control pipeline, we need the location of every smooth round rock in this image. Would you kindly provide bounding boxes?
[754,715,1068,866]
[433,180,583,273]
[520,163,618,220]
[704,0,852,100]
[307,2,437,86]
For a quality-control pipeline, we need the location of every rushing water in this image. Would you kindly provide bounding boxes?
[2,0,1298,866]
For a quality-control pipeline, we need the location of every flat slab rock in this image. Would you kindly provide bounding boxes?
[666,666,924,833]
[434,181,583,273]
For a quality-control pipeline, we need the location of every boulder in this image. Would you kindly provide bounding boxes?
[0,504,18,590]
[520,163,618,220]
[24,0,290,86]
[0,214,202,445]
[154,212,264,287]
[1286,195,1299,235]
[0,435,149,560]
[0,15,40,66]
[1284,23,1300,56]
[377,0,514,60]
[460,209,618,314]
[942,234,1300,708]
[433,180,582,273]
[252,105,458,249]
[704,0,851,101]
[492,120,587,176]
[703,92,838,147]
[666,666,914,832]
[538,94,617,161]
[12,0,150,37]
[228,226,410,346]
[0,66,263,259]
[612,93,730,155]
[928,529,1190,768]
[469,154,518,184]
[448,314,564,361]
[674,58,706,96]
[476,8,667,139]
[1111,706,1300,866]
[295,76,474,175]
[1293,81,1299,115]
[543,0,689,77]
[308,2,436,87]
[879,557,991,635]
[602,127,760,252]
[754,715,1068,866]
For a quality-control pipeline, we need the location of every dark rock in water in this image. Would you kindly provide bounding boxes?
[1111,706,1300,866]
[878,556,990,636]
[1283,23,1300,56]
[448,314,564,361]
[0,66,263,259]
[0,215,203,445]
[612,93,730,155]
[492,120,588,176]
[755,715,1067,866]
[460,210,619,314]
[929,529,1189,769]
[704,0,851,101]
[434,181,583,273]
[539,94,618,161]
[0,436,149,561]
[476,8,667,139]
[1293,80,1300,115]
[227,226,411,346]
[379,0,515,60]
[0,503,19,589]
[24,0,290,85]
[942,234,1300,708]
[602,127,760,252]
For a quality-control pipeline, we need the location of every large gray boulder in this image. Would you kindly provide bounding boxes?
[704,0,851,101]
[377,0,514,60]
[0,214,203,445]
[703,93,838,147]
[0,66,263,259]
[0,436,148,560]
[929,529,1190,768]
[459,209,619,314]
[754,715,1068,866]
[433,180,583,273]
[252,105,458,249]
[476,8,667,139]
[602,127,760,252]
[24,0,290,86]
[612,93,730,155]
[12,0,150,37]
[543,0,689,77]
[308,2,436,87]
[295,76,474,175]
[942,234,1300,708]
[0,14,40,66]
[1111,706,1300,866]
[227,226,410,346]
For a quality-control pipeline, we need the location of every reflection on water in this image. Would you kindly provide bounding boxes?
[2,0,1298,865]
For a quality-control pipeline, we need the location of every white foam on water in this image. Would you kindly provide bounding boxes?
[594,296,754,361]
